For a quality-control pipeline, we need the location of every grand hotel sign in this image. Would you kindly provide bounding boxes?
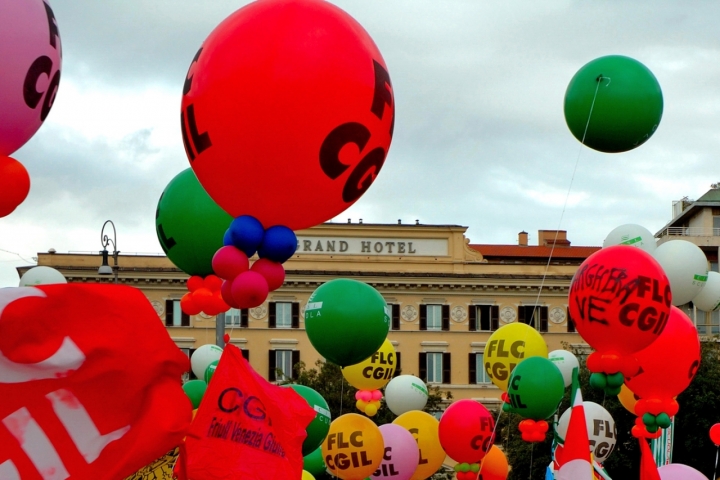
[296,236,449,256]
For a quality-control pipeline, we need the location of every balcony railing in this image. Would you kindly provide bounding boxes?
[657,226,720,237]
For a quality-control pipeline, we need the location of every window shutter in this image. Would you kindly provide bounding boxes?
[291,302,300,328]
[442,352,451,384]
[165,300,174,326]
[292,350,300,378]
[394,352,401,377]
[540,307,548,332]
[491,305,499,331]
[518,306,526,324]
[241,309,249,328]
[419,352,427,381]
[242,349,249,361]
[567,307,576,333]
[392,304,400,330]
[268,350,276,381]
[419,305,427,331]
[468,306,477,331]
[181,310,190,327]
[442,305,450,331]
[269,302,276,328]
[468,353,476,384]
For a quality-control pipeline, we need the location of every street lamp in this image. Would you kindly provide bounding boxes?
[99,220,119,283]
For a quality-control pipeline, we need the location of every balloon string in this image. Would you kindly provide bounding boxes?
[714,446,718,479]
[528,442,534,480]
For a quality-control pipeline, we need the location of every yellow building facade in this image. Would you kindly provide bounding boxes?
[26,222,598,409]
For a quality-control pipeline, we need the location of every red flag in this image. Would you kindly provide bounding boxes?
[639,437,661,480]
[181,344,316,480]
[0,284,192,480]
[556,370,593,480]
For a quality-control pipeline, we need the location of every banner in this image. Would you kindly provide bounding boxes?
[651,417,674,467]
[0,285,192,479]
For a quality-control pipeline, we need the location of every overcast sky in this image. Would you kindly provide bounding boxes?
[2,0,720,287]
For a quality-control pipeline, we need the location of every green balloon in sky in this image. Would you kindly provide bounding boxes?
[155,168,232,276]
[564,55,663,153]
[305,278,390,367]
[504,356,564,421]
[284,384,331,456]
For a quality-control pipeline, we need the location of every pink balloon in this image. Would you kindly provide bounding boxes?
[0,0,62,156]
[657,464,709,480]
[250,258,285,291]
[212,245,249,280]
[231,271,269,309]
[220,280,239,308]
[373,424,419,480]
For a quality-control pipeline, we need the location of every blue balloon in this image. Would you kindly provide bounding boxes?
[223,228,233,247]
[258,225,297,263]
[228,215,264,257]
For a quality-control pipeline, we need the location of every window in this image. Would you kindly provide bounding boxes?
[697,309,720,335]
[165,300,190,327]
[419,304,449,331]
[389,304,401,330]
[268,349,299,381]
[225,308,248,327]
[269,302,299,328]
[393,351,402,377]
[468,353,492,384]
[518,305,548,332]
[469,305,499,332]
[419,352,451,384]
[714,216,720,235]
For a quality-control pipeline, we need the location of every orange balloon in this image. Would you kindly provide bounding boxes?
[479,445,508,480]
[322,413,384,480]
[393,411,445,480]
[0,155,30,217]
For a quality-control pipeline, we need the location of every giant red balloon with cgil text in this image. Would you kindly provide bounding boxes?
[180,0,395,231]
[568,245,671,355]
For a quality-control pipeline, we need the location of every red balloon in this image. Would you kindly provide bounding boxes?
[181,0,395,230]
[180,292,201,316]
[438,399,495,463]
[0,155,30,217]
[212,245,249,280]
[231,271,269,309]
[626,306,700,400]
[710,423,720,446]
[568,245,672,355]
[250,258,285,291]
[192,287,214,311]
[187,275,204,292]
[203,274,223,292]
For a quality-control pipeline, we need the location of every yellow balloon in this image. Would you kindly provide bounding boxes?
[302,470,316,480]
[617,384,639,414]
[342,339,396,390]
[322,413,384,480]
[393,411,445,480]
[483,323,548,391]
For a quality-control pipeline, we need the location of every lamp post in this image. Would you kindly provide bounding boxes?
[99,220,119,283]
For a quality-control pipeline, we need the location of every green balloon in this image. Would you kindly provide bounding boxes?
[284,384,331,456]
[564,55,663,153]
[182,379,207,409]
[506,357,564,420]
[305,279,389,367]
[303,445,326,477]
[204,360,219,384]
[155,168,233,276]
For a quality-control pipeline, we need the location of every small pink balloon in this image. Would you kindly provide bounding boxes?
[657,464,709,480]
[231,271,269,309]
[371,390,383,401]
[212,245,249,280]
[250,258,285,291]
[358,390,373,402]
[220,280,239,308]
[375,424,420,480]
[0,0,63,156]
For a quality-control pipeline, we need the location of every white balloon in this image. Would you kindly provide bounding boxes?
[384,375,428,416]
[19,266,67,286]
[191,344,223,379]
[653,240,708,306]
[548,350,579,387]
[603,224,657,254]
[693,271,720,312]
[557,401,616,463]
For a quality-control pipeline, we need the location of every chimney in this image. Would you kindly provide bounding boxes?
[518,231,528,246]
[538,230,571,247]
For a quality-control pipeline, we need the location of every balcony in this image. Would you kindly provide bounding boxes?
[657,227,720,237]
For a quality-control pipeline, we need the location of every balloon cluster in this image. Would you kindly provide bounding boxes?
[453,462,480,480]
[214,215,297,309]
[518,419,549,443]
[355,390,382,417]
[180,274,229,316]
